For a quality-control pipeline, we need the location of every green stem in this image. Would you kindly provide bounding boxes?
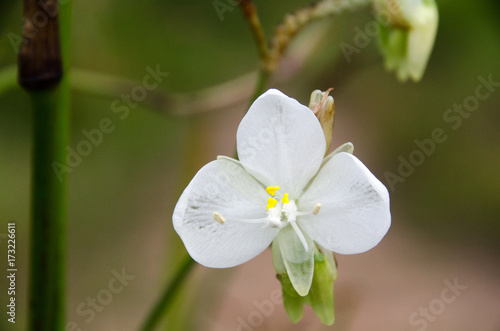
[26,1,72,330]
[140,256,196,331]
[249,68,271,106]
[266,0,372,72]
[29,87,69,330]
[238,0,272,108]
[239,0,269,63]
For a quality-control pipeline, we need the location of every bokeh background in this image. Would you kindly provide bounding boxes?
[1,0,499,330]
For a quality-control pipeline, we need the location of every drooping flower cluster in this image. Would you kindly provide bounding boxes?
[173,89,391,324]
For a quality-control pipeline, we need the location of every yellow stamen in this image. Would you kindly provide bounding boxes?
[265,186,280,196]
[282,192,289,204]
[213,212,226,224]
[267,197,278,210]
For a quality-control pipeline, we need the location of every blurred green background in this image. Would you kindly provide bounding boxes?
[1,0,499,330]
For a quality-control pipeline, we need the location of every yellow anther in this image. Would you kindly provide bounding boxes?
[267,197,278,210]
[213,212,226,224]
[282,193,289,204]
[313,203,322,215]
[265,186,280,196]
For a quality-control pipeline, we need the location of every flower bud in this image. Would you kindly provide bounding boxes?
[309,89,335,155]
[373,0,439,82]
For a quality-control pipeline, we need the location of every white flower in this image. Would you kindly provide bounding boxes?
[173,89,391,295]
[375,0,439,82]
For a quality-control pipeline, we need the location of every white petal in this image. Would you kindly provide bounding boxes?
[271,239,286,274]
[237,89,326,197]
[300,142,355,196]
[407,4,439,82]
[173,158,279,268]
[298,153,391,254]
[277,224,315,296]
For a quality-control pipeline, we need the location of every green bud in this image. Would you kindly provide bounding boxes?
[374,0,439,82]
[317,244,338,281]
[309,89,335,155]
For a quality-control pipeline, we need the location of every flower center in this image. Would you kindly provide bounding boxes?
[212,186,321,251]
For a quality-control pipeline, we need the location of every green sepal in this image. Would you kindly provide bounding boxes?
[273,239,304,323]
[276,224,315,296]
[272,241,337,325]
[277,273,304,323]
[377,22,409,73]
[308,246,335,325]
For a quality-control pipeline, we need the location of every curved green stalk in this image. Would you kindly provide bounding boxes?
[140,256,196,331]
